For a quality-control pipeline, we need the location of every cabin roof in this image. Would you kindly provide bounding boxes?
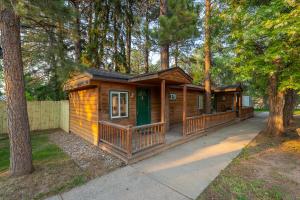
[169,84,205,91]
[213,83,243,92]
[64,67,243,92]
[86,68,133,81]
[86,67,193,84]
[129,67,193,83]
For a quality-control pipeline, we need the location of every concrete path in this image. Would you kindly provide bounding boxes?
[47,113,267,200]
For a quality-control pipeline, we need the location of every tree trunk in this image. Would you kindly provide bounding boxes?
[113,1,120,72]
[74,0,81,63]
[125,29,131,73]
[160,0,169,69]
[48,28,60,101]
[0,8,33,176]
[204,0,212,114]
[144,16,149,73]
[99,1,110,69]
[125,0,133,74]
[174,43,179,68]
[144,1,150,73]
[283,89,296,127]
[265,72,285,136]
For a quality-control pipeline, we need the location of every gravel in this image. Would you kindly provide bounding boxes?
[49,131,124,177]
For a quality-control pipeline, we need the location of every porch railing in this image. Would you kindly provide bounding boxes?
[185,111,236,136]
[240,107,254,119]
[132,122,165,153]
[99,121,165,157]
[204,111,236,128]
[99,121,132,156]
[185,115,205,135]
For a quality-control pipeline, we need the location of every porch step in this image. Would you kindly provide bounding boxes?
[127,118,241,164]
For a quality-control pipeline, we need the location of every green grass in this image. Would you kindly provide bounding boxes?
[0,132,67,173]
[0,135,10,172]
[201,174,286,200]
[294,109,300,115]
[0,131,89,200]
[254,108,269,112]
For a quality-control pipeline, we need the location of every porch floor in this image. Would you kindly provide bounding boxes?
[165,123,183,144]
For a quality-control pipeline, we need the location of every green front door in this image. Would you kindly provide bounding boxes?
[136,88,151,126]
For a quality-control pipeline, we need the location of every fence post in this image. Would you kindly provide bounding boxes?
[127,125,132,158]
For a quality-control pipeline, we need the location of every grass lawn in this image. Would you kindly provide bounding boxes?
[254,108,269,112]
[0,130,89,200]
[198,117,300,200]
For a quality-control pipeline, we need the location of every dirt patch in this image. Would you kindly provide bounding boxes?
[49,131,124,178]
[198,116,300,200]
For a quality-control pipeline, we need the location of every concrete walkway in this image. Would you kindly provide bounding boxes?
[47,113,267,200]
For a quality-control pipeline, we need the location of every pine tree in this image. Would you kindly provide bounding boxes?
[0,2,33,176]
[157,0,199,69]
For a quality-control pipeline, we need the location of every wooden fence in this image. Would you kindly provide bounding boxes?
[0,100,69,134]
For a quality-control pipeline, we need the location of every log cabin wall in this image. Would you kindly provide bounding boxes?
[150,86,161,123]
[169,88,205,125]
[99,83,163,126]
[99,82,136,126]
[69,87,99,145]
[215,92,235,112]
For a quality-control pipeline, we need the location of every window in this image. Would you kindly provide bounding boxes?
[110,91,128,118]
[198,95,204,109]
[169,93,177,100]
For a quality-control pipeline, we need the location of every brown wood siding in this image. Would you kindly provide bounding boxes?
[69,88,99,145]
[169,88,205,125]
[151,87,161,123]
[99,82,136,126]
[215,92,235,112]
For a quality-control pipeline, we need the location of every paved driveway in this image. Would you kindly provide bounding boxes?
[47,113,267,200]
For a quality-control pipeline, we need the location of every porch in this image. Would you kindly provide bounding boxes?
[97,69,253,163]
[98,109,251,163]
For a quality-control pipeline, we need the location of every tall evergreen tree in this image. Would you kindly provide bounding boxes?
[157,0,199,69]
[159,0,169,69]
[0,2,33,176]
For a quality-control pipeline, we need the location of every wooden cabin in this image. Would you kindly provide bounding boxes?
[64,67,253,162]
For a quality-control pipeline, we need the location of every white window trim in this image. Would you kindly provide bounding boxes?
[110,91,129,119]
[198,95,204,109]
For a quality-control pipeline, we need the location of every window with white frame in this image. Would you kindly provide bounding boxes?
[110,91,128,118]
[198,95,204,109]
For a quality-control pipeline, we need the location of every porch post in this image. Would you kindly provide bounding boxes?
[238,92,242,117]
[183,84,187,136]
[161,80,166,129]
[234,92,237,114]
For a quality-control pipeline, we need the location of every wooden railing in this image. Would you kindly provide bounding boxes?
[132,122,165,153]
[99,121,132,156]
[204,111,236,128]
[185,115,205,135]
[184,111,236,136]
[99,121,165,157]
[240,107,254,119]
